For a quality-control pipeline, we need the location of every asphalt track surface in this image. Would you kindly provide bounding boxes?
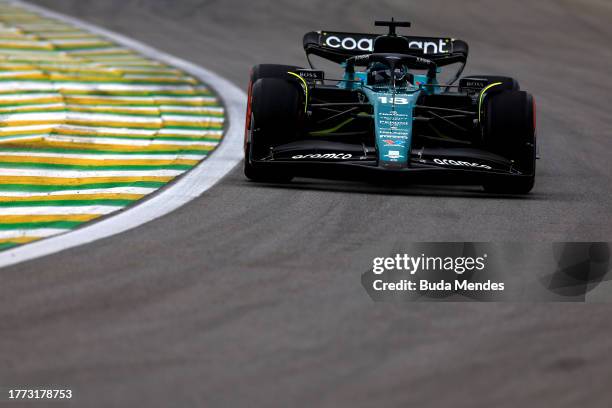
[2,1,612,407]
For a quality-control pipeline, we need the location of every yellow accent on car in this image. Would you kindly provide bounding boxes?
[288,71,308,113]
[478,82,503,123]
[309,118,355,136]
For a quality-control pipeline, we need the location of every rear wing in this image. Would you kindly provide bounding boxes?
[303,31,468,67]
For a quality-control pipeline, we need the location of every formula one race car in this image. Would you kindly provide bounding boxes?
[244,19,537,193]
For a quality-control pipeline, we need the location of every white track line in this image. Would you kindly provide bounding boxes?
[0,0,246,268]
[0,229,69,238]
[0,206,123,215]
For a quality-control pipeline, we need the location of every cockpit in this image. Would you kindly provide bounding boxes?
[367,62,415,87]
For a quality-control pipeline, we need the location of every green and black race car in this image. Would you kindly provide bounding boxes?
[244,19,537,193]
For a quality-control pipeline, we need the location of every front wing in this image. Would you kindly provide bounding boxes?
[250,140,532,184]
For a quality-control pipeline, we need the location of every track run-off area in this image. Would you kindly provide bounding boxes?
[0,1,224,251]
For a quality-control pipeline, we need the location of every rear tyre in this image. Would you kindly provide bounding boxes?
[482,90,536,194]
[244,77,302,182]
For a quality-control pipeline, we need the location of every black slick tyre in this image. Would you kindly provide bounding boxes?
[482,90,536,194]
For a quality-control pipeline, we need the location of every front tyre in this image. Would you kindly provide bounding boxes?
[482,90,536,194]
[244,77,302,182]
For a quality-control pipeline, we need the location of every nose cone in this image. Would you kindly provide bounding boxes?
[367,91,420,168]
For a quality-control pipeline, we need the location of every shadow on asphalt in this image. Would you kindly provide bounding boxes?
[236,177,553,200]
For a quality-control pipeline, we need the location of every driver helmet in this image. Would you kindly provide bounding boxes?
[369,62,413,86]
